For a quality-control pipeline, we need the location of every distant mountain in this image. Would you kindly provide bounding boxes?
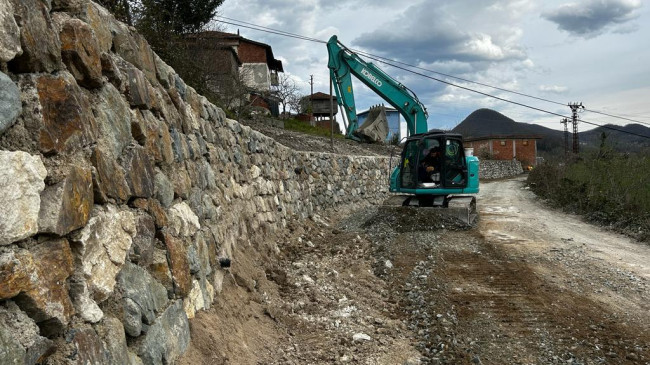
[452,108,650,154]
[452,108,564,153]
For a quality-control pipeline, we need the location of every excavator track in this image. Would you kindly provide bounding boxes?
[383,195,478,225]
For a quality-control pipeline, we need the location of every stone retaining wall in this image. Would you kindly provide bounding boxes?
[0,1,389,363]
[479,159,524,180]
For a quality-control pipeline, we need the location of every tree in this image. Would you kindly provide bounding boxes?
[95,0,133,25]
[287,94,305,116]
[133,0,224,35]
[215,68,259,118]
[274,73,299,116]
[124,0,225,99]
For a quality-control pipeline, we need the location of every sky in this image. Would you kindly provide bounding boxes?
[217,0,649,135]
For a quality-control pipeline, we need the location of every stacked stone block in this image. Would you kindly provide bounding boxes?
[0,0,389,363]
[479,159,524,180]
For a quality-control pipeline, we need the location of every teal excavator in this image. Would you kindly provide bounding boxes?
[327,35,479,223]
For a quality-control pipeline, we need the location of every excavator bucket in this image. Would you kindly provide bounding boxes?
[446,196,478,225]
[355,105,389,143]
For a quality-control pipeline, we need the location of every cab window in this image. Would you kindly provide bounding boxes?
[400,141,419,188]
[443,139,467,187]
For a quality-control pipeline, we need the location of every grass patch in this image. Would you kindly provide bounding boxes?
[283,119,345,139]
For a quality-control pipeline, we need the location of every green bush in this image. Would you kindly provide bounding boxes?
[527,153,650,242]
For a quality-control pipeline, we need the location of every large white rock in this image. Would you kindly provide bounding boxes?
[182,280,205,319]
[71,205,136,302]
[0,151,47,245]
[0,0,22,62]
[70,280,104,323]
[167,201,200,237]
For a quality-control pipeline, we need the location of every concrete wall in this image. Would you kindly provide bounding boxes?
[240,63,271,91]
[0,1,390,364]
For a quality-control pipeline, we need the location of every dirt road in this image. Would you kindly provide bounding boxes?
[180,176,649,364]
[439,175,650,363]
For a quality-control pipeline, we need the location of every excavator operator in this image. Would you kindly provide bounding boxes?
[420,147,441,183]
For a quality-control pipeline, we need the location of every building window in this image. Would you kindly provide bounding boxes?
[523,140,529,146]
[500,140,506,146]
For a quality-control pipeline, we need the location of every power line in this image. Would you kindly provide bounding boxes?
[217,17,650,127]
[576,119,650,138]
[215,16,326,44]
[607,110,650,119]
[583,109,650,124]
[214,17,650,138]
[361,54,650,139]
[351,49,650,128]
[216,17,650,127]
[215,18,649,120]
[361,53,567,118]
[353,49,567,106]
[354,46,650,139]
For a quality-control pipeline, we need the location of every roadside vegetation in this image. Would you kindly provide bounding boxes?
[527,144,650,242]
[283,119,344,139]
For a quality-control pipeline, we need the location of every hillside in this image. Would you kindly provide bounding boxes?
[579,123,650,150]
[452,109,558,138]
[453,108,650,154]
[452,109,564,153]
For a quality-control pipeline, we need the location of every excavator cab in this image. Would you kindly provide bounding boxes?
[398,133,469,190]
[387,131,479,223]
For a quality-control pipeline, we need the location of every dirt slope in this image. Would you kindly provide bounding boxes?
[239,119,398,156]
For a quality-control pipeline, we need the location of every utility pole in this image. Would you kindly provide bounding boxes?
[568,102,584,154]
[561,117,569,155]
[309,75,314,126]
[329,74,334,151]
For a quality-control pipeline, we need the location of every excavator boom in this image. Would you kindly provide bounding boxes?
[327,35,429,140]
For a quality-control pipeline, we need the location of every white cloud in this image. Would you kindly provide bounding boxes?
[539,85,569,93]
[353,2,528,65]
[461,34,506,60]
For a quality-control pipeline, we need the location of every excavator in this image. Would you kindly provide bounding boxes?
[326,35,479,224]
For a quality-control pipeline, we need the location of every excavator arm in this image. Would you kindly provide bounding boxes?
[327,35,429,140]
